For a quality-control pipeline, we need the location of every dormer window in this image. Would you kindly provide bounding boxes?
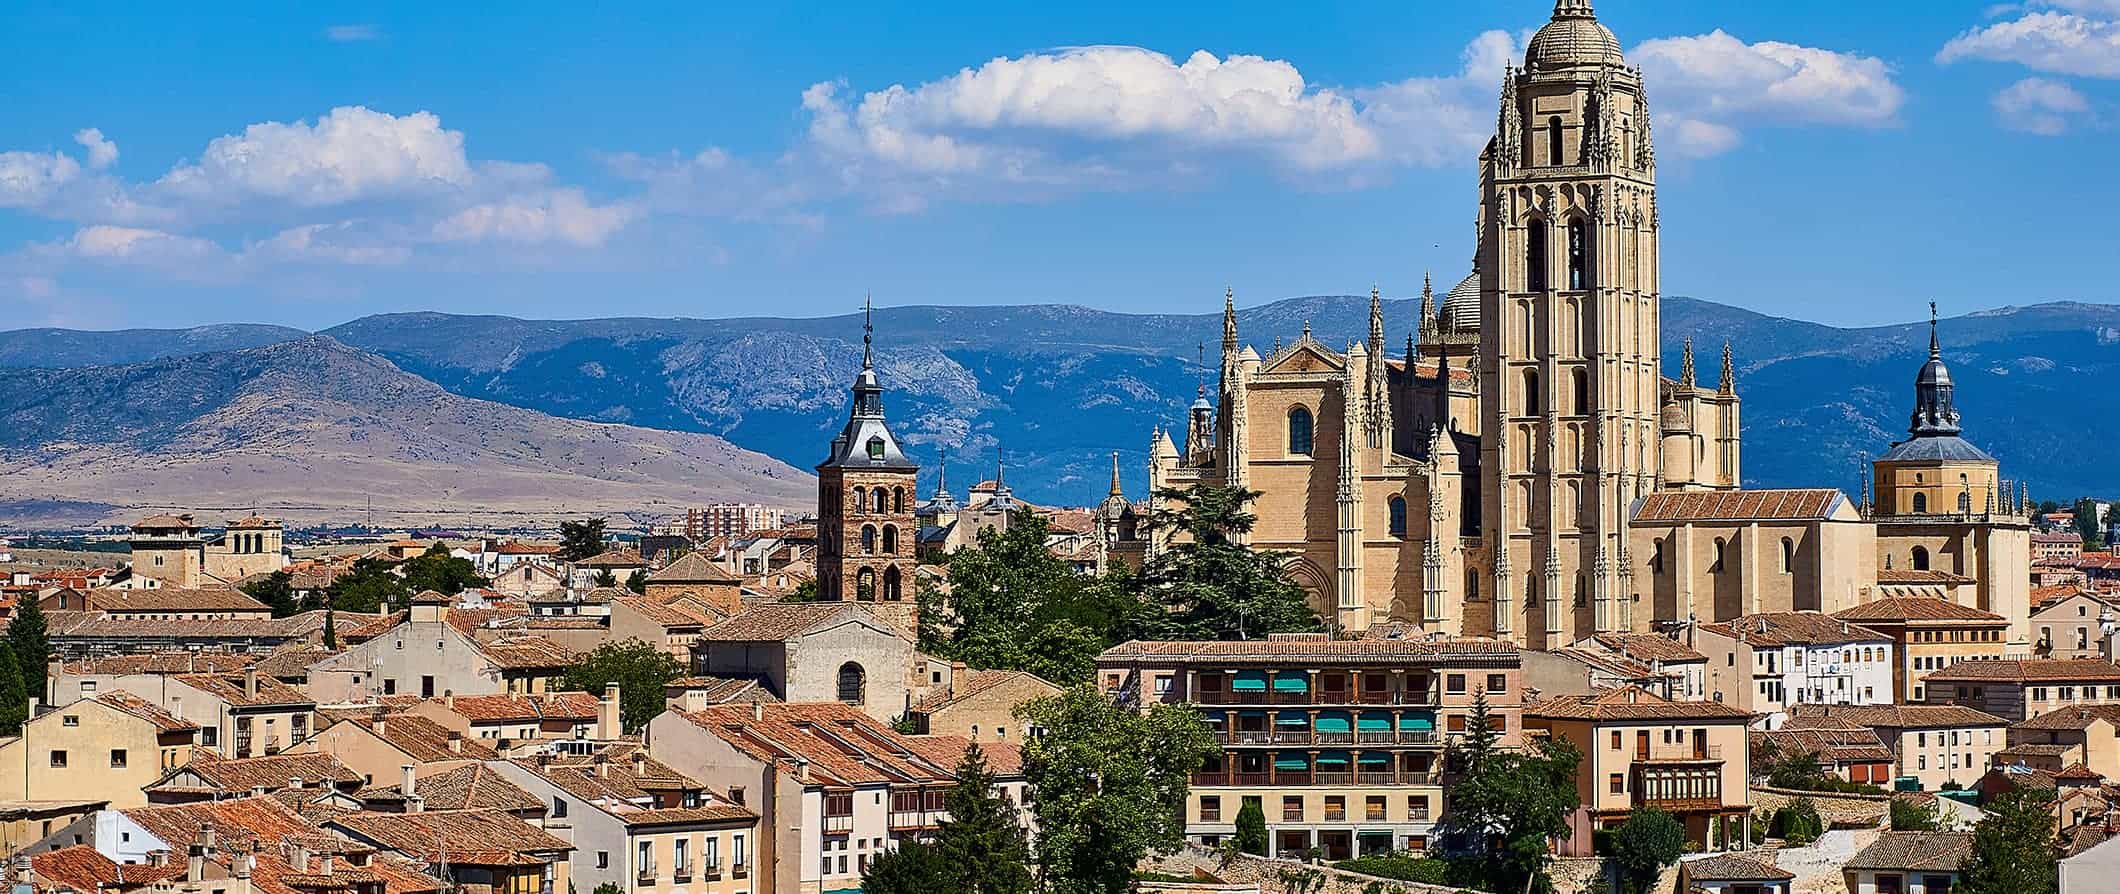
[865,437,885,460]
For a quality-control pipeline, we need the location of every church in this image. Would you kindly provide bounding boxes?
[1146,0,2033,648]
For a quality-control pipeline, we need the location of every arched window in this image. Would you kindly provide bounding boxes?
[1287,407,1314,456]
[1522,369,1541,416]
[1567,219,1589,290]
[861,525,878,554]
[1526,221,1549,292]
[855,567,876,601]
[1912,546,1930,571]
[1781,537,1796,574]
[1650,538,1665,575]
[883,565,902,601]
[1547,116,1564,166]
[1958,490,1971,514]
[893,487,905,513]
[872,488,888,514]
[1388,497,1407,537]
[837,662,866,705]
[882,525,898,554]
[851,487,866,513]
[1465,567,1481,602]
[1572,369,1589,415]
[1913,493,1928,513]
[1710,538,1727,573]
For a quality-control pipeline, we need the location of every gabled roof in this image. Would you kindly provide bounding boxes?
[1632,488,1847,522]
[1844,831,1974,872]
[647,551,741,585]
[698,601,911,643]
[122,796,332,854]
[323,714,496,762]
[30,845,188,892]
[1832,597,2004,623]
[2012,704,2120,732]
[1752,726,1893,764]
[1699,612,1891,647]
[327,809,572,865]
[1097,635,1519,666]
[471,635,577,669]
[1587,632,1706,664]
[89,691,199,733]
[78,587,271,613]
[360,764,543,813]
[1682,854,1794,882]
[911,670,1060,714]
[671,703,980,788]
[667,675,779,704]
[1786,703,2007,730]
[58,652,255,676]
[614,594,719,628]
[1924,658,2120,684]
[574,549,646,568]
[1525,686,1751,722]
[157,752,362,793]
[175,672,316,708]
[432,692,600,723]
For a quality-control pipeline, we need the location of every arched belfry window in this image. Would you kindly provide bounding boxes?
[1547,116,1564,166]
[1388,497,1407,537]
[861,525,878,554]
[1526,221,1549,292]
[1567,219,1589,290]
[855,567,876,600]
[872,488,888,514]
[1287,407,1314,456]
[882,525,898,554]
[851,487,866,513]
[1912,546,1930,571]
[837,662,866,705]
[892,487,905,513]
[883,565,902,601]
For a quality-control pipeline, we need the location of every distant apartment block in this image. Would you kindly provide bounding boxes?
[686,504,786,542]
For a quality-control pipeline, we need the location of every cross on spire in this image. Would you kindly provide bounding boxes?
[861,293,875,368]
[1929,300,1940,360]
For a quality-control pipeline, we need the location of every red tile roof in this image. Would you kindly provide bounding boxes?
[1097,635,1520,666]
[698,601,913,643]
[1831,597,2006,623]
[79,587,271,613]
[324,713,496,762]
[1699,612,1891,647]
[359,764,543,813]
[1632,489,1844,522]
[30,845,187,892]
[161,752,363,792]
[673,703,972,788]
[1525,686,1752,722]
[1787,703,2007,729]
[91,691,199,733]
[473,635,577,669]
[433,692,599,723]
[1923,658,2120,684]
[1845,832,1974,872]
[911,670,1059,714]
[122,796,331,855]
[1588,632,1706,663]
[2011,704,2120,731]
[328,810,572,865]
[175,672,315,708]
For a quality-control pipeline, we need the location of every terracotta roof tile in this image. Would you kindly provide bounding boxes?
[1844,832,1974,872]
[673,703,972,788]
[614,595,715,628]
[666,675,779,704]
[1786,703,2007,729]
[911,670,1057,714]
[122,796,330,855]
[1587,633,1706,663]
[647,551,740,585]
[328,714,496,762]
[1699,612,1891,647]
[92,691,199,732]
[1924,658,2120,684]
[327,809,572,865]
[1525,686,1752,722]
[2012,704,2120,731]
[1832,597,2006,623]
[162,752,363,792]
[80,587,271,613]
[1683,854,1794,882]
[59,652,255,676]
[1097,636,1520,666]
[699,602,913,643]
[31,845,188,891]
[1752,726,1894,763]
[176,672,316,708]
[472,635,577,669]
[574,549,646,568]
[360,764,543,813]
[1632,489,1844,522]
[433,692,600,723]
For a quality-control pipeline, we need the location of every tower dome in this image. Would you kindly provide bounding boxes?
[1525,0,1624,70]
[1440,272,1482,331]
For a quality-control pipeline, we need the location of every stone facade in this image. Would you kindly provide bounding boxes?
[814,302,918,603]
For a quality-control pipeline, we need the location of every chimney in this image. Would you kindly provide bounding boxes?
[371,708,387,738]
[751,702,764,723]
[597,683,621,740]
[287,776,302,791]
[400,764,417,798]
[595,753,610,778]
[187,829,209,882]
[630,750,647,776]
[447,731,463,754]
[444,691,455,710]
[200,825,215,851]
[237,854,253,880]
[147,851,169,868]
[681,688,708,713]
[290,843,309,873]
[319,856,335,876]
[244,666,259,701]
[251,785,268,798]
[796,758,811,784]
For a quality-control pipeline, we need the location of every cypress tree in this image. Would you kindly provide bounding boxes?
[1233,799,1269,856]
[933,744,1033,894]
[0,641,27,734]
[8,597,49,712]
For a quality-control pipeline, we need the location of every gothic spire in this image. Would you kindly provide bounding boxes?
[1416,272,1437,335]
[861,293,874,369]
[935,448,949,497]
[1679,338,1696,387]
[1718,342,1735,395]
[1109,451,1124,497]
[1221,287,1238,358]
[1368,285,1385,354]
[1928,300,1941,360]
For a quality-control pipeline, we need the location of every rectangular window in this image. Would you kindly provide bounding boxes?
[1610,731,1621,750]
[1154,675,1173,695]
[1365,795,1387,821]
[1446,674,1467,694]
[383,679,397,695]
[62,715,79,727]
[1324,795,1346,821]
[49,750,66,768]
[1446,714,1468,732]
[1282,795,1304,822]
[1609,773,1624,794]
[597,853,608,870]
[110,749,126,768]
[1487,674,1508,693]
[1199,796,1221,822]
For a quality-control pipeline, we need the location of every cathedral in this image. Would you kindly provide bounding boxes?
[1146,0,2033,648]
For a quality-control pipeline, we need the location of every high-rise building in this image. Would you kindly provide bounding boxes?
[685,503,786,542]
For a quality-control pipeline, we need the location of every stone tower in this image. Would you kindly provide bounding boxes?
[815,300,919,601]
[1478,0,1660,647]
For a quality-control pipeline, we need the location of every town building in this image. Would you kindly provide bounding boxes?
[1829,597,2010,702]
[143,752,364,805]
[324,809,573,894]
[568,550,646,591]
[41,587,273,621]
[104,669,316,758]
[685,504,786,544]
[813,303,919,603]
[1750,725,1894,786]
[487,745,758,894]
[2033,589,2118,659]
[288,712,496,788]
[1782,704,2007,791]
[1679,854,1793,894]
[1096,633,1520,860]
[1841,831,1971,894]
[903,669,1061,744]
[640,552,743,619]
[401,690,611,748]
[124,515,288,588]
[687,601,935,726]
[1525,686,1754,855]
[1689,612,1895,729]
[1524,632,1707,700]
[1920,658,2120,723]
[308,593,575,703]
[2003,704,2120,782]
[2035,531,2085,561]
[0,693,199,808]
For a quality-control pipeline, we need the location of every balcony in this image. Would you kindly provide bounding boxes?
[636,865,657,884]
[822,813,854,834]
[671,864,692,883]
[1232,772,1270,786]
[889,810,946,831]
[1315,771,1355,786]
[1635,743,1723,764]
[1192,770,1229,786]
[1215,728,1441,747]
[731,863,748,880]
[701,863,721,882]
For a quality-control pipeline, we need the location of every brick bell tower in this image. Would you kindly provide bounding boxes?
[816,298,919,601]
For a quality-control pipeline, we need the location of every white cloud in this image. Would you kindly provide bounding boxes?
[0,149,83,209]
[2042,0,2120,14]
[1354,30,1520,168]
[324,24,382,42]
[431,189,632,246]
[61,226,222,263]
[247,222,412,265]
[73,129,117,169]
[1633,30,1904,158]
[156,106,476,206]
[1993,77,2093,134]
[1939,11,2120,78]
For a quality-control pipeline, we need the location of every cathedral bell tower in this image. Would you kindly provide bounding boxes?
[1478,0,1660,647]
[816,298,919,602]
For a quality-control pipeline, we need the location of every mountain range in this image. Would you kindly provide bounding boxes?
[1,295,2115,526]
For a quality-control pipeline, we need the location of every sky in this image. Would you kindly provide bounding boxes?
[2,0,2115,331]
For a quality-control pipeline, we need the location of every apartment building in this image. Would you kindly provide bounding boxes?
[1784,704,2007,791]
[1829,597,2010,701]
[0,692,199,808]
[2003,704,2120,781]
[309,593,575,702]
[1094,633,1520,861]
[488,745,759,894]
[1920,658,2120,722]
[686,505,786,543]
[1691,612,1895,729]
[2032,589,2118,659]
[108,669,316,758]
[1525,687,1755,855]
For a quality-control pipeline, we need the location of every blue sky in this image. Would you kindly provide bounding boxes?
[2,0,2114,331]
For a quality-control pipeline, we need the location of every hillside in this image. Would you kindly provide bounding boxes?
[0,337,811,526]
[4,296,2118,511]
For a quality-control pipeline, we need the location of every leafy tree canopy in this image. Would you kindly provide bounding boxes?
[931,743,1035,894]
[1135,484,1321,639]
[929,509,1156,685]
[560,639,682,733]
[400,543,488,597]
[1439,690,1583,894]
[325,557,409,614]
[241,570,300,618]
[860,839,954,894]
[1960,787,2057,894]
[558,518,609,563]
[7,596,50,713]
[1609,809,1686,894]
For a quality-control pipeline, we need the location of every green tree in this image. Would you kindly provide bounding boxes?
[561,639,683,733]
[1440,691,1583,894]
[2072,498,2105,550]
[1890,797,1943,832]
[558,518,609,562]
[932,510,1155,685]
[1774,798,1823,845]
[624,568,647,595]
[1136,484,1320,639]
[591,884,623,894]
[594,568,618,589]
[399,543,488,596]
[241,570,300,618]
[1960,787,2057,894]
[1233,798,1269,856]
[0,641,25,734]
[325,557,409,614]
[1609,809,1685,894]
[1016,685,1216,894]
[860,839,955,894]
[7,596,49,711]
[932,743,1034,894]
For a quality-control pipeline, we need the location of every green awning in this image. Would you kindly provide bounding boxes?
[1358,751,1391,766]
[1272,675,1310,693]
[1315,713,1352,733]
[1275,714,1309,727]
[1356,715,1392,732]
[1232,671,1268,691]
[1399,713,1435,731]
[1273,754,1310,771]
[1316,750,1352,766]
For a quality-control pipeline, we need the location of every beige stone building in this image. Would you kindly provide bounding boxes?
[1783,704,2007,792]
[1921,657,2120,723]
[1525,686,1753,855]
[905,669,1062,744]
[0,692,199,808]
[1830,597,2010,702]
[1141,1,2033,649]
[2033,589,2117,659]
[125,514,287,588]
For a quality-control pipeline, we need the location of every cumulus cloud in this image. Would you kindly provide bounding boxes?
[156,106,476,206]
[1939,11,2120,78]
[0,148,84,209]
[1633,30,1904,157]
[60,226,222,263]
[1993,77,2094,133]
[1354,30,1520,168]
[247,222,413,265]
[73,129,117,169]
[431,189,632,246]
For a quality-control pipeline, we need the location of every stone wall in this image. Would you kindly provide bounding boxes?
[1750,785,1891,830]
[1141,845,1476,894]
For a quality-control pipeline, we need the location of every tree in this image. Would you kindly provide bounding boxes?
[591,884,623,894]
[1890,797,1943,832]
[400,543,488,596]
[0,641,25,734]
[1440,690,1582,894]
[1016,686,1216,894]
[325,557,409,614]
[1960,787,2057,894]
[8,596,49,712]
[624,568,647,595]
[558,518,609,562]
[2072,498,2105,550]
[561,639,683,733]
[242,570,300,618]
[932,510,1156,685]
[931,743,1034,894]
[1774,798,1823,846]
[1135,484,1320,639]
[860,840,955,894]
[1609,809,1685,894]
[1233,799,1269,856]
[593,569,618,589]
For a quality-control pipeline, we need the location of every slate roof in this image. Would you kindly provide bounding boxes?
[1632,489,1844,522]
[1525,686,1752,722]
[1844,831,1974,872]
[1699,612,1890,647]
[1877,435,1996,463]
[1832,597,2004,623]
[1924,658,2120,683]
